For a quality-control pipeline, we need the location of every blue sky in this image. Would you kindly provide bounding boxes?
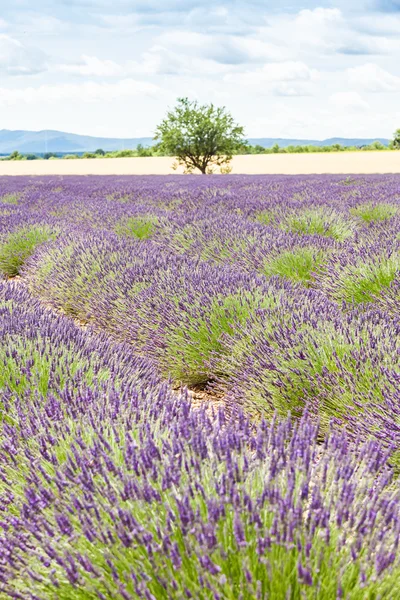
[0,0,399,139]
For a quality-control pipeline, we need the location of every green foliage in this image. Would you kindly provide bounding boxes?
[341,177,357,186]
[25,154,38,161]
[369,141,386,150]
[0,334,109,398]
[105,192,132,203]
[64,154,79,159]
[136,143,153,157]
[284,208,355,241]
[350,203,398,224]
[106,149,137,158]
[1,193,20,205]
[255,210,274,225]
[43,152,58,160]
[7,410,399,600]
[163,291,274,385]
[0,226,57,277]
[25,237,147,322]
[240,142,390,155]
[155,97,246,174]
[9,151,23,161]
[331,255,400,304]
[254,144,265,153]
[392,128,400,150]
[233,320,393,429]
[94,148,105,156]
[114,216,158,240]
[263,247,328,284]
[82,152,97,159]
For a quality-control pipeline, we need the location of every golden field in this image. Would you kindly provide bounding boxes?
[0,151,399,176]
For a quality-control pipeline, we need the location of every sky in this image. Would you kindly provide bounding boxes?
[0,0,399,140]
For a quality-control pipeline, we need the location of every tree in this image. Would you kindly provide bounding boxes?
[95,148,105,155]
[393,129,400,149]
[369,141,385,151]
[254,144,266,154]
[136,143,153,157]
[155,97,246,174]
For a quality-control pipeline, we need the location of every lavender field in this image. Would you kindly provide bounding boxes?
[1,174,400,598]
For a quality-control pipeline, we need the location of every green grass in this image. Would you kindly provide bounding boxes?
[0,335,110,400]
[252,331,368,422]
[105,193,133,203]
[350,203,398,224]
[5,411,400,600]
[255,210,274,225]
[227,318,396,433]
[0,225,57,277]
[331,255,400,304]
[26,237,150,323]
[284,208,355,241]
[28,243,106,320]
[163,291,277,386]
[0,192,20,205]
[115,215,158,239]
[169,224,257,264]
[263,247,328,284]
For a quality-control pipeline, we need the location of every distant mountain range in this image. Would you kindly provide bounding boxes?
[247,137,391,148]
[0,129,391,154]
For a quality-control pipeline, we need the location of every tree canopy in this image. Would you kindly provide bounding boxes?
[393,128,400,149]
[154,97,246,174]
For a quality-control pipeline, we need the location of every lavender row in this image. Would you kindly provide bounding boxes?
[1,343,400,597]
[1,175,400,597]
[17,229,400,453]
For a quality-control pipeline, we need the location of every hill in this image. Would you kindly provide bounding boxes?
[246,137,391,148]
[0,129,391,154]
[0,130,154,154]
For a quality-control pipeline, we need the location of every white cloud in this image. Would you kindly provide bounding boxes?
[143,47,230,75]
[56,49,230,78]
[258,7,400,58]
[97,13,142,32]
[58,55,124,76]
[157,30,282,63]
[329,91,370,111]
[225,61,318,96]
[272,83,313,97]
[14,14,69,34]
[356,13,400,36]
[347,63,400,92]
[260,8,346,55]
[0,34,47,75]
[0,79,160,106]
[226,61,318,85]
[295,7,343,30]
[245,101,397,140]
[216,37,283,62]
[0,3,399,139]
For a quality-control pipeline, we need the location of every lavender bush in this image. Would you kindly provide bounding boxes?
[2,386,400,599]
[0,174,399,597]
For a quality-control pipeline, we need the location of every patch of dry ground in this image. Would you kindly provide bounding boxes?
[0,151,399,176]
